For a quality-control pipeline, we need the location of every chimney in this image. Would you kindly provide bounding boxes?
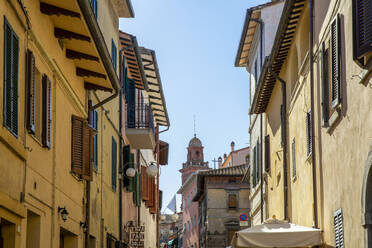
[218,157,222,168]
[223,153,227,160]
[231,141,235,152]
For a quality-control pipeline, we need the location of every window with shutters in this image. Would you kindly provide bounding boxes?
[141,166,149,202]
[3,18,19,137]
[352,0,372,65]
[292,139,296,179]
[227,192,238,209]
[330,15,341,108]
[92,110,98,171]
[334,208,344,248]
[41,75,51,148]
[111,39,117,71]
[321,42,330,127]
[112,137,117,191]
[252,146,257,187]
[26,50,36,134]
[264,135,270,172]
[71,115,95,181]
[306,111,312,157]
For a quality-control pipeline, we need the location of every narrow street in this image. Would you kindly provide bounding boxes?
[0,0,371,248]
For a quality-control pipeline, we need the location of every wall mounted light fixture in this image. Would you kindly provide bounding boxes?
[58,207,69,222]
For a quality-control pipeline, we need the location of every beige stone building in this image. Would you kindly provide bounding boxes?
[193,164,250,248]
[243,0,372,247]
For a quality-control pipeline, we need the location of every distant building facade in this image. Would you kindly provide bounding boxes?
[178,136,210,248]
[220,142,250,168]
[193,164,250,248]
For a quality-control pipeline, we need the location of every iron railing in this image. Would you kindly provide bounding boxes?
[126,101,155,133]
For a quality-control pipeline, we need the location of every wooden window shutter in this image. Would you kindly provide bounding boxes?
[132,173,141,207]
[71,115,94,180]
[127,153,135,192]
[3,18,19,136]
[42,74,51,148]
[306,111,312,156]
[352,0,372,60]
[26,50,36,134]
[334,208,344,248]
[71,115,85,175]
[141,166,149,201]
[112,137,117,191]
[330,15,341,108]
[280,104,285,147]
[122,145,131,188]
[292,139,296,178]
[159,190,163,210]
[92,110,98,171]
[321,43,330,127]
[264,135,270,172]
[252,146,257,187]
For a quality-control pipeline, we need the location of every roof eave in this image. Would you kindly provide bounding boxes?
[77,0,120,91]
[235,9,253,67]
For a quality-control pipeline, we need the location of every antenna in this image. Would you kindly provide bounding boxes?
[211,158,218,169]
[193,115,196,137]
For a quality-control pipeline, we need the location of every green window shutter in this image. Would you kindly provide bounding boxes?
[112,137,117,191]
[111,39,117,71]
[330,15,341,108]
[26,50,36,134]
[122,145,131,188]
[256,141,260,184]
[3,18,19,136]
[133,173,141,207]
[264,135,270,172]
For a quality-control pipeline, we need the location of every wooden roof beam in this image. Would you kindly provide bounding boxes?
[54,28,90,42]
[40,2,80,18]
[66,49,99,61]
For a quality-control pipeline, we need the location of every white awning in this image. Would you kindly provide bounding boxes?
[232,219,322,248]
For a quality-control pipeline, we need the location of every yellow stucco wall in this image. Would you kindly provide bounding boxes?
[0,0,124,247]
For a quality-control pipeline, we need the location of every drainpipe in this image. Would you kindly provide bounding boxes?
[119,53,123,243]
[309,0,318,229]
[85,100,93,248]
[268,68,288,221]
[250,17,265,223]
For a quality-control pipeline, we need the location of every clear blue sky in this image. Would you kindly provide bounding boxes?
[119,0,267,212]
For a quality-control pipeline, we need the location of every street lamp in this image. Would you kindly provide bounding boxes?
[146,162,157,177]
[58,207,69,222]
[126,167,136,178]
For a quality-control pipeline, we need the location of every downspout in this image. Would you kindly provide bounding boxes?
[309,0,318,229]
[85,100,93,248]
[119,53,123,243]
[250,17,264,224]
[269,69,288,221]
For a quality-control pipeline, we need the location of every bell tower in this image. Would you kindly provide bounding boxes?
[180,135,209,184]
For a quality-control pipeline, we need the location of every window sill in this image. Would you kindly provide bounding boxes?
[292,175,297,183]
[0,126,27,161]
[326,107,341,133]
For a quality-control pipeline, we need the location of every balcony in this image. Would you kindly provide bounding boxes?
[125,101,155,149]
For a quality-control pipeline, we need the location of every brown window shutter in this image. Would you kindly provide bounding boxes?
[228,194,237,208]
[71,115,85,175]
[81,124,95,181]
[353,0,372,60]
[264,135,270,172]
[42,74,51,148]
[330,15,341,108]
[26,50,36,134]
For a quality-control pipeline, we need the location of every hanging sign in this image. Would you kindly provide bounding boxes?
[129,226,145,248]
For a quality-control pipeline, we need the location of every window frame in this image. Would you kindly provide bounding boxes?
[227,191,238,209]
[3,17,19,137]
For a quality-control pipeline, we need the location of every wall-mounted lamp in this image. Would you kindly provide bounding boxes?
[146,162,157,177]
[58,207,69,222]
[126,167,136,178]
[80,221,88,233]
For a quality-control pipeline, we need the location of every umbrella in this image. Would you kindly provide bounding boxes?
[232,218,322,247]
